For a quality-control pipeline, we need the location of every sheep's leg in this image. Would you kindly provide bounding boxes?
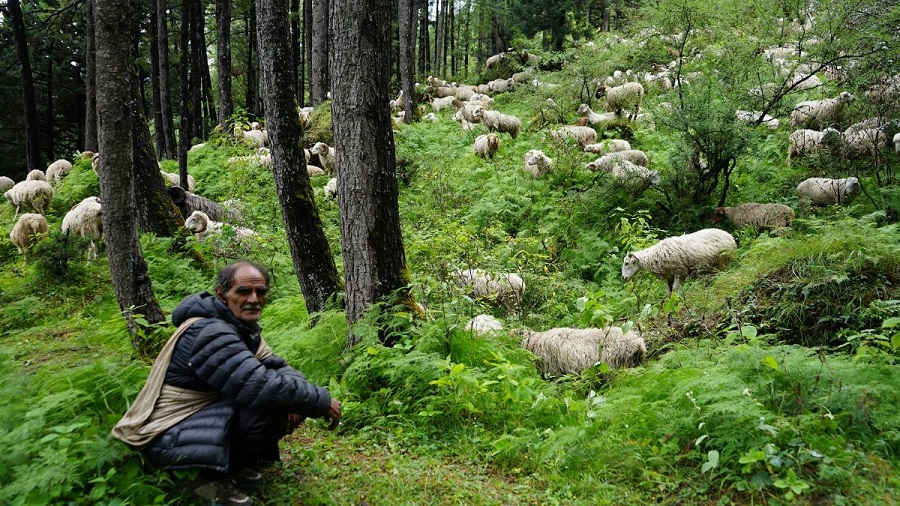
[671,276,682,294]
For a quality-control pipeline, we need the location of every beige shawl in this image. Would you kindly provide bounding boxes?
[111,316,273,447]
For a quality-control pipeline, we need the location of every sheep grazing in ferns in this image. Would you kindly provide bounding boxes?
[520,326,646,377]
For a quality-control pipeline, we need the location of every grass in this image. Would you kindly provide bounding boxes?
[1,2,899,503]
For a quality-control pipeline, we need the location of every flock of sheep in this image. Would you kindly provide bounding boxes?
[3,13,898,380]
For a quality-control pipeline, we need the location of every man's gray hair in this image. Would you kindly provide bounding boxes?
[215,261,271,292]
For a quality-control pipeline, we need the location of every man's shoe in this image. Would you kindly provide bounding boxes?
[230,467,266,488]
[191,478,253,506]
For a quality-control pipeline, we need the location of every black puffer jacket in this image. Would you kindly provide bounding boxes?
[144,292,331,471]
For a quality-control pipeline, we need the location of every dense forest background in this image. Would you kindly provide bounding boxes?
[0,0,899,504]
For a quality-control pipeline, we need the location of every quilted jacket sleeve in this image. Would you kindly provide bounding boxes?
[188,320,331,417]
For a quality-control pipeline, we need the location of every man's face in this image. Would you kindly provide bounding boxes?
[217,265,269,323]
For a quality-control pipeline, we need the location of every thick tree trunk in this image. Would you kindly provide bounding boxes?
[216,0,233,127]
[46,41,56,159]
[310,0,329,105]
[158,0,177,158]
[6,0,42,172]
[331,0,410,346]
[84,0,99,152]
[398,0,415,124]
[95,0,166,347]
[256,0,342,314]
[132,97,185,236]
[189,0,204,140]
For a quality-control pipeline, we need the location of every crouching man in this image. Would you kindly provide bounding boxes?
[112,260,341,505]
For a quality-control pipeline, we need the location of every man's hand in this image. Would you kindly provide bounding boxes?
[285,413,305,434]
[326,399,342,430]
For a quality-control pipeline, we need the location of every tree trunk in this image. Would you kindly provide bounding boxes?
[310,0,329,105]
[95,0,166,347]
[158,0,177,158]
[417,0,428,77]
[449,3,455,75]
[303,0,312,105]
[190,0,204,139]
[331,0,410,346]
[256,0,342,314]
[131,89,185,236]
[463,0,470,77]
[85,0,99,152]
[150,4,165,158]
[5,0,42,172]
[46,40,56,159]
[197,0,216,134]
[432,0,442,75]
[216,0,233,127]
[290,0,302,106]
[179,0,193,183]
[246,0,259,119]
[398,0,415,124]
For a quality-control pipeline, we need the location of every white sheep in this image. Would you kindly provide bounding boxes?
[894,132,900,153]
[787,128,841,163]
[429,95,457,112]
[0,176,14,193]
[485,51,506,69]
[160,170,196,192]
[234,125,268,148]
[323,177,338,199]
[46,159,73,185]
[9,212,48,256]
[622,228,737,296]
[306,164,326,177]
[841,128,886,161]
[598,82,644,120]
[550,125,597,147]
[310,142,337,174]
[26,169,47,182]
[710,203,795,231]
[790,92,855,128]
[454,268,525,313]
[62,196,103,262]
[523,149,554,178]
[423,112,438,122]
[735,110,780,130]
[576,104,617,125]
[478,110,521,139]
[520,326,647,377]
[452,103,484,130]
[584,139,631,155]
[466,93,494,109]
[605,160,660,190]
[4,180,54,216]
[585,150,650,172]
[487,78,514,94]
[464,314,503,336]
[796,177,861,206]
[184,210,257,241]
[474,134,500,160]
[298,106,314,129]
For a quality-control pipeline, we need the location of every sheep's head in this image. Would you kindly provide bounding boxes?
[487,134,499,151]
[710,207,728,224]
[577,103,591,116]
[844,177,861,198]
[622,253,641,281]
[838,91,855,104]
[310,142,327,155]
[184,211,209,233]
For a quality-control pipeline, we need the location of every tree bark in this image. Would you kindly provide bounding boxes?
[84,0,99,152]
[216,0,234,127]
[179,0,193,184]
[290,0,302,106]
[197,0,216,135]
[310,0,329,105]
[417,0,429,77]
[256,0,342,314]
[5,0,42,172]
[432,0,443,75]
[95,0,166,347]
[303,0,312,105]
[331,0,410,346]
[246,0,259,119]
[190,0,204,139]
[158,0,177,158]
[150,4,166,158]
[398,0,415,124]
[46,40,56,159]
